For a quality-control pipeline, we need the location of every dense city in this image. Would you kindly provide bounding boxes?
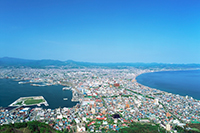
[0,68,200,132]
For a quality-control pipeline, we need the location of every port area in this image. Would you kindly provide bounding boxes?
[9,96,49,107]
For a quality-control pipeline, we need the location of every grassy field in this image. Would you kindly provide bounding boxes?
[24,98,45,105]
[12,97,46,106]
[15,101,23,105]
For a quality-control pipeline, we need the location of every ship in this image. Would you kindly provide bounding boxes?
[63,87,71,90]
[18,81,29,84]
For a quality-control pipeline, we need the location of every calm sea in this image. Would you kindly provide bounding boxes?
[0,79,78,108]
[136,70,200,100]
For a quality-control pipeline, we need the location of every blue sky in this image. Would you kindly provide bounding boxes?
[0,0,200,63]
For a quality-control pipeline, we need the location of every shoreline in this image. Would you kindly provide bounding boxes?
[1,68,200,108]
[136,67,200,77]
[135,68,200,101]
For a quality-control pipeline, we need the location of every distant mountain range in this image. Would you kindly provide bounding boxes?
[0,57,200,69]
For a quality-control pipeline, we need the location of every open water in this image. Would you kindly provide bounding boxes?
[0,79,78,108]
[136,70,200,100]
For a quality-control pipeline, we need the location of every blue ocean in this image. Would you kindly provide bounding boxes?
[136,70,200,100]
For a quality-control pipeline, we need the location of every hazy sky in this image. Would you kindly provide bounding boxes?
[0,0,200,63]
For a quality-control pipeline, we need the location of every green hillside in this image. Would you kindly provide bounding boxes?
[1,121,199,133]
[0,121,60,133]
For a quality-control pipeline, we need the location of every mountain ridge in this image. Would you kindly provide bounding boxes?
[0,57,200,69]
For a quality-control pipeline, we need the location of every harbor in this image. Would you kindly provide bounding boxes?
[0,79,78,108]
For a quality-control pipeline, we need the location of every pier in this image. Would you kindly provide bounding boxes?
[71,83,83,103]
[62,82,83,103]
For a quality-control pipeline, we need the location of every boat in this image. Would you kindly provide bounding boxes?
[30,84,46,87]
[18,82,24,84]
[18,81,28,84]
[63,87,71,90]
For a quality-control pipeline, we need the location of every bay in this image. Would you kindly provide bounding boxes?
[136,70,200,100]
[0,79,78,108]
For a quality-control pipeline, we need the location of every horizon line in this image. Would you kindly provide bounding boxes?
[0,56,200,65]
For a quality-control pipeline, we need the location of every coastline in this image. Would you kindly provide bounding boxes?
[135,68,200,100]
[135,67,200,77]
